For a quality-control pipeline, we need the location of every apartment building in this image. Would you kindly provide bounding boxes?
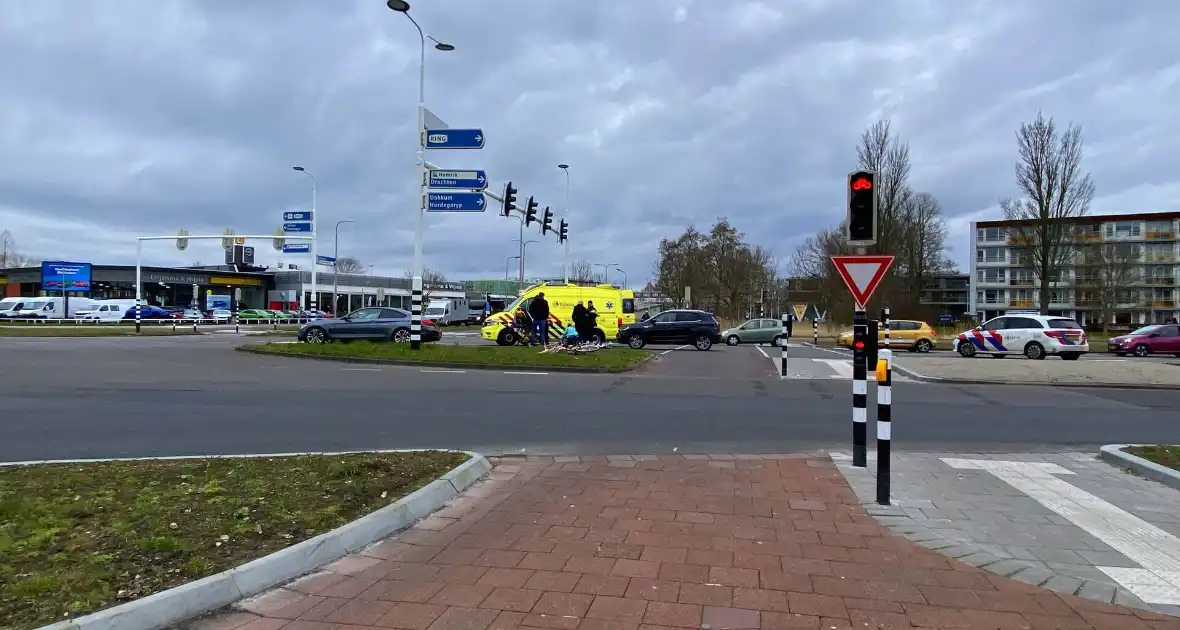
[969,211,1180,325]
[920,274,970,318]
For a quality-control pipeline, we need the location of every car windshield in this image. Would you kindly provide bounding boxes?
[1047,318,1083,330]
[1129,325,1162,336]
[425,308,445,316]
[504,295,526,313]
[24,301,46,309]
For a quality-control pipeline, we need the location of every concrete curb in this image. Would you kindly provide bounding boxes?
[891,365,1180,390]
[37,451,493,630]
[1099,444,1180,491]
[235,344,651,374]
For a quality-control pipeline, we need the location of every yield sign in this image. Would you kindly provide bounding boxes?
[831,255,894,308]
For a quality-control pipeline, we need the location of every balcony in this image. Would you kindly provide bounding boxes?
[1146,231,1176,240]
[1148,277,1176,285]
[1077,233,1102,242]
[1074,298,1099,306]
[1009,299,1035,308]
[1008,278,1035,287]
[1149,300,1176,308]
[1145,253,1176,263]
[1008,234,1034,245]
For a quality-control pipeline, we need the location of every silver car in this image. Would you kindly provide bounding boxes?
[298,307,441,343]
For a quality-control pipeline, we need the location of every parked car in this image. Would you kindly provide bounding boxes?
[238,309,272,319]
[721,318,789,347]
[951,314,1088,360]
[838,319,938,353]
[210,309,232,322]
[122,305,171,320]
[1107,324,1180,357]
[616,309,722,351]
[182,308,204,319]
[297,307,440,343]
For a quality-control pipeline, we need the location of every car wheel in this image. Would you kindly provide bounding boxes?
[694,335,713,351]
[915,339,933,353]
[497,329,517,346]
[306,327,328,343]
[1024,342,1046,360]
[726,334,740,346]
[626,334,646,349]
[1133,344,1150,357]
[1060,353,1081,361]
[391,328,411,343]
[957,341,976,357]
[772,335,785,347]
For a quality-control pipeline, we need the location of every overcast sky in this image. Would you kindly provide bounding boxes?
[2,0,1177,285]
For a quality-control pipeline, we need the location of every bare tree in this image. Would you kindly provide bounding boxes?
[403,267,448,303]
[650,220,776,319]
[856,119,913,254]
[335,257,366,274]
[1000,111,1095,314]
[568,259,597,283]
[1084,243,1137,334]
[0,230,16,268]
[895,192,953,298]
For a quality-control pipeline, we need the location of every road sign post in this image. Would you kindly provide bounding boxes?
[427,169,488,190]
[831,254,894,469]
[283,243,311,254]
[792,303,807,323]
[426,192,487,212]
[877,306,893,504]
[424,128,485,149]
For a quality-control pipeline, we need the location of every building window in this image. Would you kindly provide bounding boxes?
[976,227,1004,242]
[1114,221,1141,238]
[976,268,1006,283]
[977,289,1004,304]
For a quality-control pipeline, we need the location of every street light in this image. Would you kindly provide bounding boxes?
[292,166,318,313]
[332,219,355,314]
[505,255,520,280]
[594,262,616,284]
[521,239,538,281]
[387,0,454,350]
[614,265,627,289]
[558,164,570,283]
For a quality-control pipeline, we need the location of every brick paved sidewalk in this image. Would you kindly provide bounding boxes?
[190,455,1180,630]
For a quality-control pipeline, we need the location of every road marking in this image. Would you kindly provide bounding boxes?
[503,371,549,375]
[341,367,381,372]
[941,458,1180,605]
[755,346,769,359]
[818,359,854,378]
[421,368,466,373]
[657,344,692,355]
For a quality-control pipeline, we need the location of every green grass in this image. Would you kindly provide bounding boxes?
[0,327,200,337]
[1125,445,1180,472]
[0,451,468,630]
[245,340,651,371]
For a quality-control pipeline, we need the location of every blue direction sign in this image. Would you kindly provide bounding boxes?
[428,169,488,190]
[283,211,312,222]
[427,192,487,212]
[424,128,485,150]
[282,243,311,253]
[283,222,312,233]
[316,255,336,266]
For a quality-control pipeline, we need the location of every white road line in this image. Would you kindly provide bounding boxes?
[942,458,1180,605]
[341,367,382,372]
[421,368,466,373]
[503,371,549,375]
[658,344,692,355]
[755,346,769,358]
[819,358,855,378]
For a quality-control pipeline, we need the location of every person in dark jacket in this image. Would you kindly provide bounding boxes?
[527,292,550,345]
[583,300,600,343]
[571,301,589,341]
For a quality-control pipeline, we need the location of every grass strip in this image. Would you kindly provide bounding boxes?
[244,340,651,371]
[0,327,200,337]
[1125,445,1180,472]
[0,450,468,629]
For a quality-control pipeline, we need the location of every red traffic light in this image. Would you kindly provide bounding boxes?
[854,340,865,349]
[851,177,873,191]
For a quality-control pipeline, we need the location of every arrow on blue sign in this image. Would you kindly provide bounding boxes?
[282,243,311,253]
[425,128,484,150]
[427,192,487,212]
[283,222,312,233]
[428,169,488,190]
[284,211,312,222]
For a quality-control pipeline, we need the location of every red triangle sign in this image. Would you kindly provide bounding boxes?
[831,255,894,307]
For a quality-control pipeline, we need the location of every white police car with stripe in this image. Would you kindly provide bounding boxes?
[952,313,1089,360]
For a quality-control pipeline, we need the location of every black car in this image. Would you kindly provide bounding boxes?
[616,309,722,350]
[298,307,441,343]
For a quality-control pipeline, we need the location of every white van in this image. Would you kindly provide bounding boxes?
[15,297,96,319]
[424,298,471,326]
[0,297,29,318]
[79,300,137,321]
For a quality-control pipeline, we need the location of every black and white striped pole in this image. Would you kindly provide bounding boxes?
[780,313,789,378]
[135,302,142,334]
[812,319,818,346]
[409,277,423,349]
[876,306,892,503]
[852,307,868,467]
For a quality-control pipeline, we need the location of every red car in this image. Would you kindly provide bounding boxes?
[1107,324,1180,357]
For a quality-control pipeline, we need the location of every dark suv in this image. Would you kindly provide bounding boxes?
[616,309,722,350]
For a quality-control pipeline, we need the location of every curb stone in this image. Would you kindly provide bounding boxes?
[1100,444,1180,491]
[893,367,1180,390]
[37,451,493,630]
[235,344,652,374]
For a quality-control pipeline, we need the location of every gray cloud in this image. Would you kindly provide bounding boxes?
[1,0,1177,284]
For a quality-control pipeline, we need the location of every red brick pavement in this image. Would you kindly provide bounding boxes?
[190,455,1180,630]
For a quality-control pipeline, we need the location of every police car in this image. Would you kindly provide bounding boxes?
[952,312,1088,360]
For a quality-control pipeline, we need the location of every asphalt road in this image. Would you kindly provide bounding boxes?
[1,336,1176,462]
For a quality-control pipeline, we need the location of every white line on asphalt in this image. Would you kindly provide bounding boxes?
[755,346,769,358]
[341,367,381,372]
[941,458,1180,605]
[658,345,692,355]
[819,359,855,378]
[503,371,549,375]
[420,368,466,373]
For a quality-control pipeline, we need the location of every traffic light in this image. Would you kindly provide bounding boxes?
[541,207,554,235]
[524,196,539,227]
[502,182,517,217]
[760,287,766,303]
[846,170,877,245]
[558,219,568,244]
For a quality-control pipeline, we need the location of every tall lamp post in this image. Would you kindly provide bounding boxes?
[521,239,538,281]
[505,255,520,280]
[332,219,354,315]
[558,164,570,283]
[387,0,454,350]
[614,265,628,289]
[292,166,317,313]
[594,262,616,284]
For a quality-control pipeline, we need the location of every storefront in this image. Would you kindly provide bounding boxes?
[0,264,272,309]
[270,270,467,314]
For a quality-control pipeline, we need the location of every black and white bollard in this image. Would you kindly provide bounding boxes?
[852,308,868,467]
[812,319,818,346]
[135,303,142,334]
[780,313,789,378]
[410,276,423,349]
[876,306,892,503]
[172,318,177,333]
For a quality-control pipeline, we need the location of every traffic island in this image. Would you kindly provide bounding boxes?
[0,450,491,630]
[0,326,202,337]
[1101,444,1180,491]
[238,340,653,373]
[892,355,1180,389]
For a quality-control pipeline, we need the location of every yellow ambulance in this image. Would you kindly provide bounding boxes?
[480,282,637,346]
